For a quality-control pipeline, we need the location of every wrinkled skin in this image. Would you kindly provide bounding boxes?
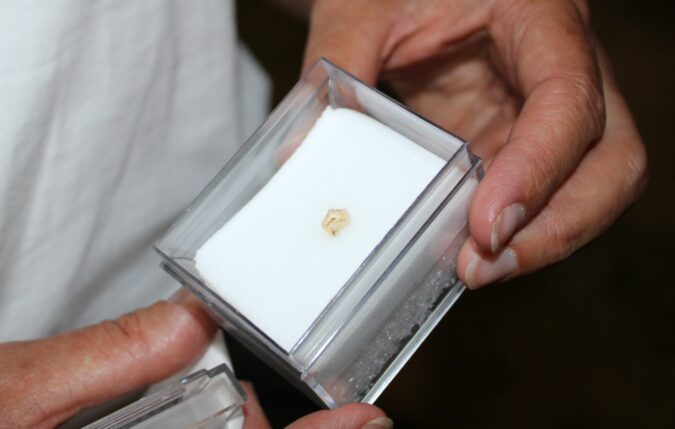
[0,292,389,428]
[304,0,647,287]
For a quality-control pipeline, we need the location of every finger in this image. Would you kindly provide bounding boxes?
[0,289,216,428]
[286,403,391,429]
[458,48,647,288]
[302,0,399,83]
[469,0,606,253]
[240,382,391,429]
[241,381,272,429]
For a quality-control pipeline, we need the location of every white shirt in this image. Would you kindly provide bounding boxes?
[0,0,270,341]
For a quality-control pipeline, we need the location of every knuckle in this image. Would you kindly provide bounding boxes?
[518,202,585,268]
[494,0,587,21]
[548,71,607,140]
[541,217,584,263]
[492,0,542,29]
[100,313,151,361]
[585,84,606,138]
[504,131,563,199]
[568,73,606,132]
[550,222,583,260]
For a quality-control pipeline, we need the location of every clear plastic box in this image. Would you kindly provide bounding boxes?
[83,365,245,429]
[155,58,483,408]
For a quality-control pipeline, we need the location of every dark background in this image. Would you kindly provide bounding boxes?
[231,0,675,427]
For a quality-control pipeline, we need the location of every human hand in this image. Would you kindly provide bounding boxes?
[242,382,392,429]
[304,0,647,288]
[0,290,390,429]
[0,290,216,428]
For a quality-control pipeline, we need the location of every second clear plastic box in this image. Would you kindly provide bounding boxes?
[84,365,245,429]
[155,58,483,408]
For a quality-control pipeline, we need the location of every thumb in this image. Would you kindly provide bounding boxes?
[240,381,391,429]
[0,289,216,429]
[287,403,392,429]
[302,0,398,84]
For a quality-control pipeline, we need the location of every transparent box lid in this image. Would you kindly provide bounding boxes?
[83,365,245,429]
[155,58,483,408]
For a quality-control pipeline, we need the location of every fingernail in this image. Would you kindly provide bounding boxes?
[465,246,519,289]
[168,288,192,303]
[362,416,394,429]
[491,203,525,253]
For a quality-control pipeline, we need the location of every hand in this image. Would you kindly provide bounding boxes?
[0,290,390,429]
[243,382,391,429]
[0,290,215,428]
[304,0,647,288]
